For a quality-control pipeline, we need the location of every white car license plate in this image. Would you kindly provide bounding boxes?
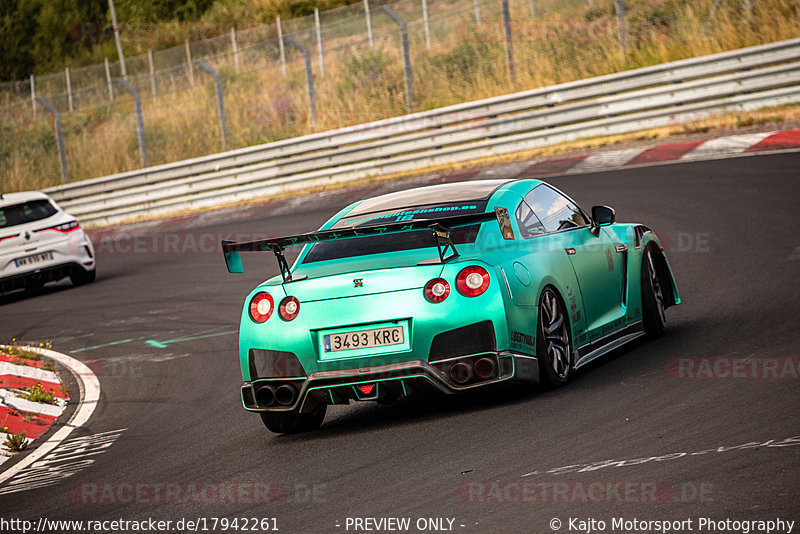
[14,252,53,268]
[323,326,404,353]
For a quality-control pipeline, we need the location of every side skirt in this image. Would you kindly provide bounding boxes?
[573,321,645,370]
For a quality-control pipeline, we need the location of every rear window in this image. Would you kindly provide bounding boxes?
[302,202,487,263]
[0,199,58,229]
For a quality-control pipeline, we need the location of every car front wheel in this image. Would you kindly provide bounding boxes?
[641,248,666,338]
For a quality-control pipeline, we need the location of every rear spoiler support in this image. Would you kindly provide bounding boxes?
[222,207,515,282]
[273,246,293,283]
[431,224,460,264]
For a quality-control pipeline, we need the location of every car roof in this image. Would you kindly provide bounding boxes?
[0,191,53,208]
[345,179,514,217]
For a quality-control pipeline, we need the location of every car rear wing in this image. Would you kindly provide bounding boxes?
[222,207,514,282]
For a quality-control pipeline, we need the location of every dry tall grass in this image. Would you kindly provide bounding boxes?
[1,0,799,192]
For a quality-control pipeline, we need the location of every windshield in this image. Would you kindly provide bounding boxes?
[302,201,487,263]
[0,199,58,229]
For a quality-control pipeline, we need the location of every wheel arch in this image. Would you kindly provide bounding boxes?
[535,281,575,366]
[639,234,680,308]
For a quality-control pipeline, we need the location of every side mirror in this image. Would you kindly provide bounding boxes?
[592,205,615,226]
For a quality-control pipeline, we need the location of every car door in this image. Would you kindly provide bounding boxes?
[522,185,625,341]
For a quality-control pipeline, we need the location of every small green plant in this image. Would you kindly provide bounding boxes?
[3,430,28,453]
[5,346,41,361]
[4,339,53,361]
[21,384,56,405]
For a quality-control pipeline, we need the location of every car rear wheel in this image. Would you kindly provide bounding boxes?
[70,268,96,287]
[260,405,326,434]
[537,287,571,389]
[641,248,666,338]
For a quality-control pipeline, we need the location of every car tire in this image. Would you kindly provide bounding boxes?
[641,248,666,338]
[536,287,572,389]
[70,268,96,287]
[260,405,326,434]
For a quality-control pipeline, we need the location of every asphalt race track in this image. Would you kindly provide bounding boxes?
[1,152,799,533]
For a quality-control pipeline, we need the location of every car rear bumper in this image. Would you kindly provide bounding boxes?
[0,230,95,292]
[240,351,539,414]
[0,261,89,293]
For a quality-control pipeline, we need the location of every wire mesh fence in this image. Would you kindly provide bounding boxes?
[1,0,796,191]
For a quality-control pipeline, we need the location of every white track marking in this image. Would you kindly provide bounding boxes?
[521,435,800,477]
[680,132,773,160]
[0,390,66,417]
[0,362,61,383]
[565,148,646,174]
[0,346,100,485]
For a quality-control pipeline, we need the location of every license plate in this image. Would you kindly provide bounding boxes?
[14,252,53,268]
[323,326,404,353]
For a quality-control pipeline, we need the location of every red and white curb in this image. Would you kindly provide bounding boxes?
[518,129,800,177]
[0,347,99,477]
[0,353,68,463]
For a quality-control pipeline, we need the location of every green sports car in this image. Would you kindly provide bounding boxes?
[222,179,680,433]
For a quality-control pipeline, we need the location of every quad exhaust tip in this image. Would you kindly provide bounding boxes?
[473,357,497,380]
[255,384,276,407]
[449,362,472,384]
[275,384,298,406]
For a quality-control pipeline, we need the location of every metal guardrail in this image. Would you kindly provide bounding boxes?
[45,38,800,227]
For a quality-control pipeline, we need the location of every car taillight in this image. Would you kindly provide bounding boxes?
[0,233,19,243]
[456,266,490,297]
[35,220,80,233]
[249,292,274,323]
[424,278,450,303]
[279,296,300,321]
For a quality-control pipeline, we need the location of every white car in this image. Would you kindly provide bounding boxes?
[0,191,96,293]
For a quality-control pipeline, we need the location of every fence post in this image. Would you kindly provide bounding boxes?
[284,35,317,128]
[277,15,287,77]
[742,0,755,28]
[65,67,74,113]
[474,0,482,28]
[35,97,68,183]
[30,75,37,121]
[381,5,413,113]
[185,39,195,85]
[422,0,431,49]
[195,60,229,150]
[148,49,157,101]
[116,79,147,168]
[104,57,114,101]
[501,0,515,86]
[364,0,374,49]
[710,0,720,19]
[314,8,325,77]
[108,0,127,79]
[615,0,627,52]
[231,27,240,74]
[530,0,536,18]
